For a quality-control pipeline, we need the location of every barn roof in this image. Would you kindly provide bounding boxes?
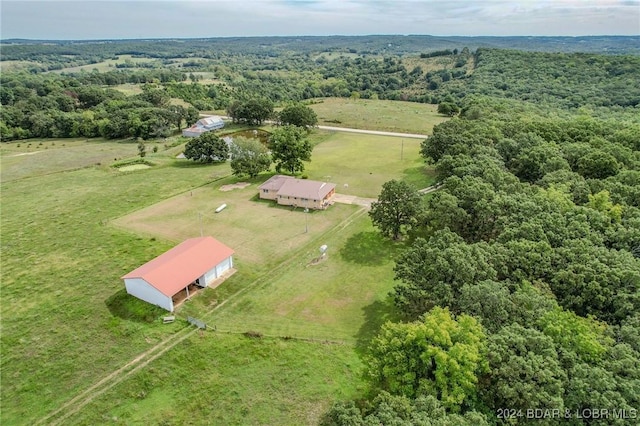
[122,236,234,297]
[259,175,335,200]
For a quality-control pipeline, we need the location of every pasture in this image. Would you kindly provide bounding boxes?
[49,54,158,74]
[0,116,437,424]
[309,97,448,135]
[0,138,145,182]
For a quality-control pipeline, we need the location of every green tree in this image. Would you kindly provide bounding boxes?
[587,190,623,223]
[483,324,565,412]
[168,104,186,130]
[393,229,496,318]
[137,141,146,158]
[278,103,318,129]
[457,281,515,333]
[229,136,271,178]
[369,180,422,240]
[366,307,486,411]
[577,150,620,179]
[269,125,312,174]
[321,393,489,426]
[538,307,613,363]
[183,132,229,163]
[227,98,273,125]
[437,102,459,117]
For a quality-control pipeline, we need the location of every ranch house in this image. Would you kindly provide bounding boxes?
[259,175,336,210]
[182,115,225,137]
[121,236,234,312]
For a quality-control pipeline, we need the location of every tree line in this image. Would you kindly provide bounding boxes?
[324,96,640,425]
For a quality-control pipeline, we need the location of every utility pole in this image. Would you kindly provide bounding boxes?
[304,208,309,233]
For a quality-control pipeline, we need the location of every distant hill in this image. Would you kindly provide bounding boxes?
[2,35,639,60]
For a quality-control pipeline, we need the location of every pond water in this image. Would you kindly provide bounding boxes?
[224,129,271,146]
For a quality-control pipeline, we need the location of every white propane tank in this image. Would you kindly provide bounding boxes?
[215,204,227,213]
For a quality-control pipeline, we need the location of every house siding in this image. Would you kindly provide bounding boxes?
[124,278,173,311]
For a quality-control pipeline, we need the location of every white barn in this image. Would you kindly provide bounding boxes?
[121,236,234,312]
[182,116,225,137]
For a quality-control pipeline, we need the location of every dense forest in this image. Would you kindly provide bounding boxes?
[1,36,639,424]
[2,36,640,141]
[322,96,640,424]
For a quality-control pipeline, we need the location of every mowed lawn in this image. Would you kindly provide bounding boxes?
[112,180,360,271]
[305,131,437,198]
[207,216,404,342]
[309,97,448,135]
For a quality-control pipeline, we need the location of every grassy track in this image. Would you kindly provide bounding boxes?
[64,334,366,425]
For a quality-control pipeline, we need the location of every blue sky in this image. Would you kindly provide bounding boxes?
[1,0,639,40]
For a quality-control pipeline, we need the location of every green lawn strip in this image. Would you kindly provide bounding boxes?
[0,163,226,424]
[308,97,448,135]
[64,334,365,426]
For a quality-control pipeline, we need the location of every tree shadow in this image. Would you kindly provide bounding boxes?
[354,297,400,357]
[340,231,402,266]
[402,165,438,189]
[105,289,165,323]
[170,160,223,169]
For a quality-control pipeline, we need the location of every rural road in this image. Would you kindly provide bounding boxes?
[316,125,429,139]
[203,115,429,140]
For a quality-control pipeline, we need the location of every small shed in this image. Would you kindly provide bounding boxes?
[121,236,234,311]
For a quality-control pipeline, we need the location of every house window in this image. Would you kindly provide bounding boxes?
[262,189,269,193]
[302,198,308,202]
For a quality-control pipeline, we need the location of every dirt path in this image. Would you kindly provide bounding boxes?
[6,150,43,157]
[36,207,369,425]
[333,184,441,210]
[332,193,376,209]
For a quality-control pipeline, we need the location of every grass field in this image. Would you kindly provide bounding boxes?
[0,138,146,182]
[112,181,359,270]
[50,55,158,74]
[62,334,366,425]
[1,103,441,425]
[308,97,448,135]
[305,131,437,197]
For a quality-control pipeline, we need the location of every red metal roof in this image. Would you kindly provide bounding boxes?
[122,236,234,297]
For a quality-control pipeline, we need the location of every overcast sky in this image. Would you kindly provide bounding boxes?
[1,0,639,40]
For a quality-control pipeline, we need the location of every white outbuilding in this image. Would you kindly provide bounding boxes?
[181,116,225,137]
[121,236,234,312]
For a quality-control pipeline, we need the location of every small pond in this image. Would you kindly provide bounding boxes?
[224,129,271,146]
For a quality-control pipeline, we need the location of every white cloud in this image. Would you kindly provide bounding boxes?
[1,0,638,39]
